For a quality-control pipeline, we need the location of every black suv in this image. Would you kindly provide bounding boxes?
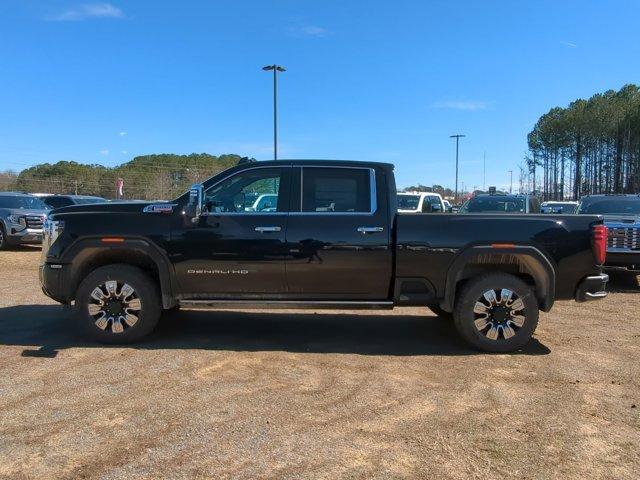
[578,194,640,272]
[459,193,541,214]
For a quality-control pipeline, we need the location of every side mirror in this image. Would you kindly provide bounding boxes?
[184,183,204,221]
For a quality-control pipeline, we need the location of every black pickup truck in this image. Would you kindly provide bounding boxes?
[40,160,609,352]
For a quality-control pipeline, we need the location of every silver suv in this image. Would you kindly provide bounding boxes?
[0,192,49,249]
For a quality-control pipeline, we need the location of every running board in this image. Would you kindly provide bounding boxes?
[178,300,394,310]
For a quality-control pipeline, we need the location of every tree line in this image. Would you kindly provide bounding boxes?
[1,154,252,200]
[526,84,640,200]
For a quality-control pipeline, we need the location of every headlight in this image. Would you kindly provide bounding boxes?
[43,218,65,246]
[7,215,27,230]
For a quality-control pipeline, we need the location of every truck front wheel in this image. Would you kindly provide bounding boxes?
[75,264,161,343]
[453,273,539,352]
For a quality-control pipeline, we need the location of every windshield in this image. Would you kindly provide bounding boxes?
[460,196,526,213]
[76,197,106,204]
[541,202,577,214]
[397,194,420,210]
[0,195,49,210]
[578,197,640,215]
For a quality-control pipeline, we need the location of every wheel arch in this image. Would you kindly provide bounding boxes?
[63,238,177,309]
[441,245,555,313]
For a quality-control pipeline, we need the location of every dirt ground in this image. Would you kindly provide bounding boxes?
[0,249,638,480]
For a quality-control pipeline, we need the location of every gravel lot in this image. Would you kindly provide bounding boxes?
[0,248,638,479]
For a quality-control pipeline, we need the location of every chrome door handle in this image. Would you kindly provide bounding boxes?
[357,226,384,234]
[255,226,282,232]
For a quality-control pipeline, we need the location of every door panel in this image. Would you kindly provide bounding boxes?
[284,167,393,300]
[170,167,290,298]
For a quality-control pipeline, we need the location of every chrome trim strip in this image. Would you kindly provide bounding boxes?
[200,164,379,217]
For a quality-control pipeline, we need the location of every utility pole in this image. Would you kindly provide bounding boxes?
[450,134,466,204]
[508,170,513,193]
[483,151,486,191]
[262,65,286,160]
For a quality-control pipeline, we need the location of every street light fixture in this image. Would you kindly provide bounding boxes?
[262,65,286,160]
[450,134,466,204]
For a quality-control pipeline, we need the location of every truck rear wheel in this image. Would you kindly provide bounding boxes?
[453,273,539,352]
[75,264,161,343]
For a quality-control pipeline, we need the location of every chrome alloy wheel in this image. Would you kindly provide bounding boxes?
[473,288,525,341]
[88,280,141,333]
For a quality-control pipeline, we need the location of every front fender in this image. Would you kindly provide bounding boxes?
[58,236,177,309]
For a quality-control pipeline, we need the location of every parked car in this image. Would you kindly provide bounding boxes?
[541,201,578,214]
[0,192,49,249]
[41,195,107,209]
[442,199,453,213]
[397,192,445,213]
[577,194,640,272]
[459,193,541,214]
[40,160,608,351]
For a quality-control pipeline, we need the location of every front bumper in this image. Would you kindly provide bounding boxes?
[605,251,640,272]
[7,228,43,245]
[575,274,609,302]
[39,263,70,304]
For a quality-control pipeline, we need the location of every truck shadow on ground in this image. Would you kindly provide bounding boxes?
[0,305,550,358]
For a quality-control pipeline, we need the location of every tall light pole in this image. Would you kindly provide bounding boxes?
[508,169,513,193]
[483,151,486,191]
[450,134,466,204]
[262,65,286,160]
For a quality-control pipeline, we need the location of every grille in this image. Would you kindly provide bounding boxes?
[607,226,640,251]
[25,215,44,229]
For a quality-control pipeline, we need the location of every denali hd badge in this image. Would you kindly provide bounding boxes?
[143,203,177,214]
[188,269,249,275]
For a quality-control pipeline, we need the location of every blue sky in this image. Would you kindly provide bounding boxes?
[1,0,639,190]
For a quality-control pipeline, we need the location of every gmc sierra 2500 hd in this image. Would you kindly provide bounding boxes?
[40,160,609,352]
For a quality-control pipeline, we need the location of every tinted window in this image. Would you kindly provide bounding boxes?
[461,196,526,213]
[75,197,106,205]
[541,202,577,214]
[302,168,371,213]
[0,195,48,210]
[397,195,420,210]
[578,197,640,215]
[204,168,283,213]
[44,197,73,208]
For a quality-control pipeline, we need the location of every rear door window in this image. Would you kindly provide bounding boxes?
[301,168,372,213]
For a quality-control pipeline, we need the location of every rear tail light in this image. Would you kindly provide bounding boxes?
[592,224,607,265]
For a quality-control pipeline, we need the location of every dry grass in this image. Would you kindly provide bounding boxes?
[0,249,638,479]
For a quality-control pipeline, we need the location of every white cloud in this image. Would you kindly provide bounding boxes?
[118,131,127,137]
[48,3,124,21]
[120,150,128,154]
[433,100,490,111]
[561,41,578,48]
[100,149,109,156]
[288,24,330,38]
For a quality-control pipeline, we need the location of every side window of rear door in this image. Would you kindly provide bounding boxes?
[301,167,373,213]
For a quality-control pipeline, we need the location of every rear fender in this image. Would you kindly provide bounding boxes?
[441,245,555,313]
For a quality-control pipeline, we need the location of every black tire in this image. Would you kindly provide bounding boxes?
[427,305,453,320]
[453,273,539,352]
[0,224,8,250]
[75,264,161,343]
